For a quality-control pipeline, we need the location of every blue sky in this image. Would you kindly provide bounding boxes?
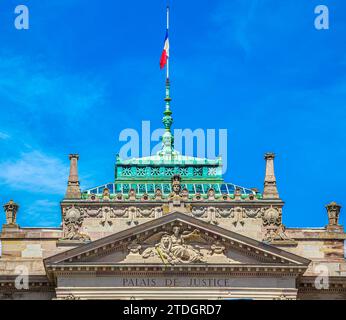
[0,0,345,228]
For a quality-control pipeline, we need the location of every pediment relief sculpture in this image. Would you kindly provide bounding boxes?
[121,225,240,265]
[141,227,207,265]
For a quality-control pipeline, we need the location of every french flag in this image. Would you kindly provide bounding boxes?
[160,29,169,69]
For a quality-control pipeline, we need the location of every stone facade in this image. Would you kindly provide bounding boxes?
[0,151,345,299]
[0,78,345,300]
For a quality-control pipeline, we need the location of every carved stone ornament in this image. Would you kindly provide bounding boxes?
[127,206,139,225]
[100,206,113,226]
[62,207,90,241]
[216,208,232,218]
[127,240,142,254]
[244,207,261,218]
[115,193,124,201]
[3,200,19,226]
[210,241,226,255]
[102,188,110,200]
[82,206,102,218]
[326,202,341,226]
[262,206,281,226]
[88,193,98,201]
[154,188,163,200]
[193,193,203,201]
[221,194,231,201]
[137,207,156,218]
[231,207,245,227]
[128,189,136,201]
[207,188,216,201]
[181,188,189,200]
[263,224,292,243]
[141,226,206,265]
[206,207,218,225]
[191,206,207,218]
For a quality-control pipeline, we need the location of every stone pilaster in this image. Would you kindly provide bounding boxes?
[263,153,279,199]
[65,154,81,199]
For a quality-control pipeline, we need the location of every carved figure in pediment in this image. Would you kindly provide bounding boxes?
[128,240,142,254]
[142,226,206,265]
[210,241,226,255]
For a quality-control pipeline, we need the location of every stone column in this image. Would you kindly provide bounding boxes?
[263,153,279,199]
[65,154,81,199]
[3,200,19,228]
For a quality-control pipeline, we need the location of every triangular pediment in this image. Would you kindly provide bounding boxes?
[45,212,310,269]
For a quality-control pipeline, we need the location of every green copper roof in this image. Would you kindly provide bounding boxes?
[82,70,261,198]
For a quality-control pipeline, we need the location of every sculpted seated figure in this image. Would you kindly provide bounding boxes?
[142,226,206,265]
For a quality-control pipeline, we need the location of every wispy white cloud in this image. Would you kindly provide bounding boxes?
[0,151,68,194]
[24,199,61,227]
[0,131,10,140]
[0,54,105,117]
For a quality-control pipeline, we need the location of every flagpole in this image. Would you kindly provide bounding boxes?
[163,4,173,136]
[166,5,170,80]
